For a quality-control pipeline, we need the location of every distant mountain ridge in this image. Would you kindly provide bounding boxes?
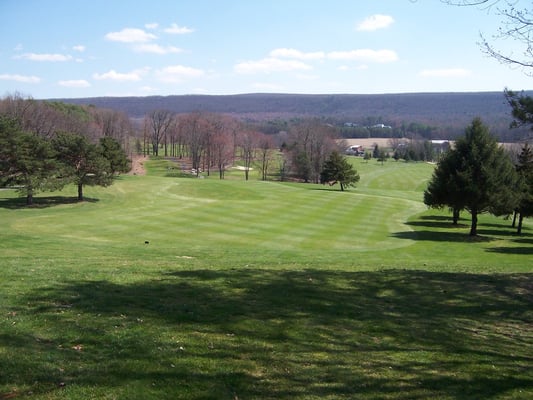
[57,91,532,140]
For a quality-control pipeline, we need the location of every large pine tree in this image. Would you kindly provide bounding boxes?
[425,118,519,236]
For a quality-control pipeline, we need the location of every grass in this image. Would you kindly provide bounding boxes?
[0,157,531,399]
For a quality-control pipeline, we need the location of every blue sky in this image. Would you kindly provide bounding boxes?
[0,0,531,99]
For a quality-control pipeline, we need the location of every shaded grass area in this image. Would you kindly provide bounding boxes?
[1,269,531,399]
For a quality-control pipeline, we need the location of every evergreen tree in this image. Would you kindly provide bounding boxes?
[320,151,360,191]
[453,118,518,236]
[515,143,533,234]
[100,136,130,174]
[424,148,464,224]
[505,89,533,135]
[0,117,63,205]
[373,144,380,159]
[425,118,519,235]
[53,132,113,201]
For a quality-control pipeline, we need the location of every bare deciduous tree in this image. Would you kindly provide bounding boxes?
[441,0,533,74]
[238,130,259,181]
[258,133,275,181]
[145,109,173,156]
[209,114,235,179]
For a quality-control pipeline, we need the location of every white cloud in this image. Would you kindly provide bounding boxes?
[357,14,394,31]
[270,48,325,60]
[72,45,85,52]
[235,58,313,74]
[105,28,157,43]
[133,44,183,54]
[155,65,205,83]
[327,49,398,63]
[14,53,72,61]
[93,69,143,81]
[58,79,90,88]
[0,73,40,83]
[145,23,159,30]
[164,23,194,34]
[419,68,472,78]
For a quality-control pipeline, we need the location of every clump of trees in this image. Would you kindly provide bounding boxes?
[424,117,530,235]
[142,111,342,183]
[0,94,130,204]
[390,138,440,162]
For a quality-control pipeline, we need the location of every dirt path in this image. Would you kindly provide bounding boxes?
[129,154,147,175]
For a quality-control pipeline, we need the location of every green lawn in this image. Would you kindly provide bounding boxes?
[1,157,531,399]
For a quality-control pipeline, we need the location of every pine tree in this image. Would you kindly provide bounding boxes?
[320,151,360,191]
[424,148,464,224]
[53,132,114,201]
[424,118,519,236]
[454,118,518,235]
[0,117,63,205]
[515,143,533,234]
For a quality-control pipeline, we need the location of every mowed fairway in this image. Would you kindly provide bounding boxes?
[1,157,531,399]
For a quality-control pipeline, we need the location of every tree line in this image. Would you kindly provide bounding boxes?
[0,94,357,199]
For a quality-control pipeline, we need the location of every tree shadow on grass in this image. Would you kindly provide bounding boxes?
[393,215,532,244]
[4,269,532,399]
[0,195,99,209]
[487,236,533,255]
[391,229,480,242]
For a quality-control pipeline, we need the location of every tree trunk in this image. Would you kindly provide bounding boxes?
[512,210,518,228]
[469,209,478,236]
[452,208,460,225]
[517,213,524,235]
[78,183,84,201]
[340,182,344,191]
[26,192,33,206]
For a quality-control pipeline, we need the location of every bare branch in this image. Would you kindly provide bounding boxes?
[443,0,533,74]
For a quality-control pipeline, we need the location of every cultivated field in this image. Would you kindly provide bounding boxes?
[1,157,531,399]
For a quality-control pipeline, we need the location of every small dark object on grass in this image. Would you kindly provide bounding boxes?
[145,241,150,244]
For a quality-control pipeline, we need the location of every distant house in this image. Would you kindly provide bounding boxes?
[345,145,365,156]
[431,140,450,155]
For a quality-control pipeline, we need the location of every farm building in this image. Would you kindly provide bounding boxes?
[345,145,365,156]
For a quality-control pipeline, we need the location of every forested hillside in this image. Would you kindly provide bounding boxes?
[58,92,532,141]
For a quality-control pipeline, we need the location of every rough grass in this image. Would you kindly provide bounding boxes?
[0,157,531,399]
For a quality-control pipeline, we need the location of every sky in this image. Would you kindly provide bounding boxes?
[1,0,531,99]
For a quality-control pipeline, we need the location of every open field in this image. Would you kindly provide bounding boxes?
[1,157,531,399]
